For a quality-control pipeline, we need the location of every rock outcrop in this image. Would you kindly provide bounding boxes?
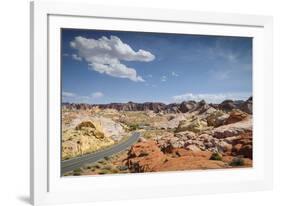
[206,110,229,127]
[154,116,252,159]
[62,112,126,160]
[126,141,229,172]
[126,140,167,172]
[175,117,210,133]
[239,97,253,114]
[212,117,252,139]
[62,120,115,160]
[224,109,248,125]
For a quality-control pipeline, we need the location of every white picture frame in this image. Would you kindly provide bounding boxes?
[30,0,273,205]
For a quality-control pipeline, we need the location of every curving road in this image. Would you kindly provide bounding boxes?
[61,132,140,175]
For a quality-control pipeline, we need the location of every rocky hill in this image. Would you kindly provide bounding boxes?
[62,97,253,114]
[62,97,253,176]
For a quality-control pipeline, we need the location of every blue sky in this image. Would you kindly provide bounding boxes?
[61,29,252,104]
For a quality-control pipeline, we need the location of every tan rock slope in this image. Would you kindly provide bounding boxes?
[62,111,126,160]
[62,120,115,160]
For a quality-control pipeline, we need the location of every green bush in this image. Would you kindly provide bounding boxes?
[98,169,110,175]
[210,152,222,161]
[230,157,245,166]
[73,168,82,173]
[104,156,110,161]
[117,165,128,171]
[129,124,140,131]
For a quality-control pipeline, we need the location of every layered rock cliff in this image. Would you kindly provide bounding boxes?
[62,96,253,114]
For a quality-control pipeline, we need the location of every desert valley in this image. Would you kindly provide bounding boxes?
[62,97,253,176]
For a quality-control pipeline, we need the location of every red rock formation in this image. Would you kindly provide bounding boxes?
[126,141,228,173]
[224,110,248,125]
[230,131,253,159]
[126,140,167,172]
[155,157,227,171]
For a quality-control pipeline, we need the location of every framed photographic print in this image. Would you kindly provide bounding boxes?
[30,0,273,205]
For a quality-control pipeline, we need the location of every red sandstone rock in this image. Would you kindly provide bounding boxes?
[126,140,167,172]
[127,141,226,172]
[225,110,248,125]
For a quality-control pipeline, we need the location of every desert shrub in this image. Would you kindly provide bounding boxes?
[139,151,149,157]
[98,159,106,165]
[210,152,222,161]
[104,156,110,161]
[72,168,82,176]
[230,157,245,166]
[98,169,110,175]
[117,165,128,171]
[73,168,82,173]
[128,124,140,131]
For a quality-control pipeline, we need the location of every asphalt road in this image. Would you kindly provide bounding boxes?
[61,132,140,175]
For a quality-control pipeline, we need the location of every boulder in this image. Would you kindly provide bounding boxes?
[237,145,252,159]
[228,131,253,159]
[186,145,202,152]
[222,156,252,167]
[217,141,232,154]
[213,117,252,139]
[206,110,229,127]
[218,100,237,112]
[224,109,248,125]
[176,117,209,133]
[75,121,105,139]
[91,117,125,141]
[239,97,252,114]
[126,140,167,172]
[179,101,197,113]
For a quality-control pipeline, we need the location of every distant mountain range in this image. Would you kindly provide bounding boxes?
[62,96,252,114]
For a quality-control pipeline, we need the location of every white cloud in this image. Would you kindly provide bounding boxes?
[171,71,179,77]
[70,36,155,82]
[91,92,104,98]
[161,75,167,82]
[172,92,251,103]
[72,54,82,61]
[62,91,76,97]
